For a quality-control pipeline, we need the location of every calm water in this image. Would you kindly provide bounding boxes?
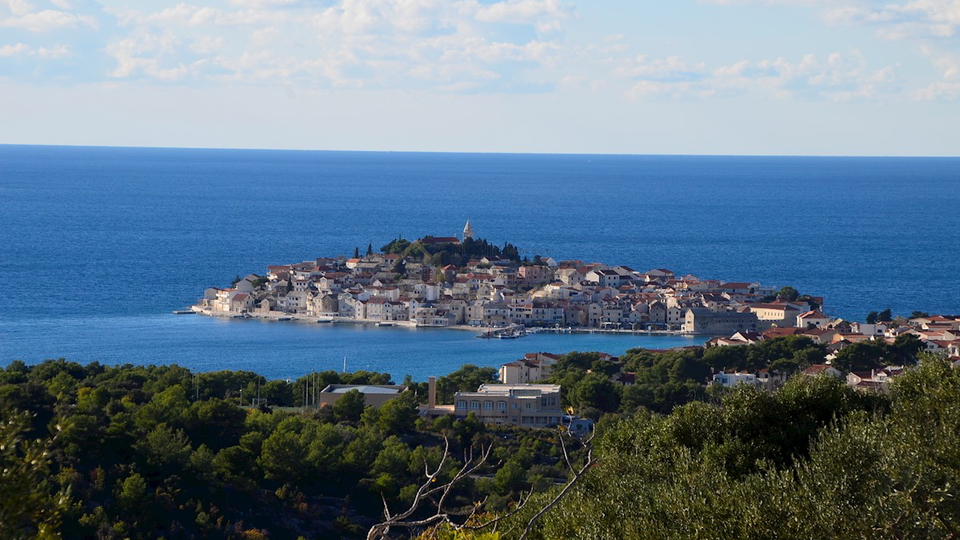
[1,146,958,380]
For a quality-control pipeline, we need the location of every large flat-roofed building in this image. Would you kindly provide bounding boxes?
[318,384,406,408]
[453,384,563,428]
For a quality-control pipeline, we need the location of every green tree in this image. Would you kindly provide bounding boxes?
[831,341,889,373]
[376,392,419,434]
[0,413,68,540]
[436,365,497,404]
[493,459,527,495]
[260,430,306,482]
[571,373,620,414]
[892,333,924,365]
[777,286,800,301]
[116,472,149,514]
[333,390,366,423]
[138,423,193,469]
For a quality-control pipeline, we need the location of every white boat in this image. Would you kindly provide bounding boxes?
[375,322,395,327]
[172,310,196,315]
[316,318,333,324]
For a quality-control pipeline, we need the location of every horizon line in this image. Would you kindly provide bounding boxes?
[1,142,959,159]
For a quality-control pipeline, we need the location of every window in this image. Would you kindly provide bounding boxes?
[483,401,493,410]
[456,401,466,410]
[497,401,506,411]
[470,401,480,410]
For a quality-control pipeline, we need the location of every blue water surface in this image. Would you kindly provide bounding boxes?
[1,145,958,380]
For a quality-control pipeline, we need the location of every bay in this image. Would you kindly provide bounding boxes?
[2,145,958,381]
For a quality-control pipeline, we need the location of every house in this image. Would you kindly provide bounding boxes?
[845,369,895,392]
[453,384,564,428]
[802,327,838,344]
[682,308,762,335]
[749,302,802,325]
[317,384,407,408]
[802,364,843,379]
[797,310,832,329]
[499,352,560,384]
[713,372,758,387]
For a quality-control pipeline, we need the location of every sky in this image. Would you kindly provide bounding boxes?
[1,0,959,155]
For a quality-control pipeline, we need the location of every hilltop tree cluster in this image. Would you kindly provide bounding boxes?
[379,236,520,269]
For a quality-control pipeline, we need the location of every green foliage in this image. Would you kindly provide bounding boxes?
[381,238,412,254]
[260,429,306,482]
[0,412,68,540]
[831,340,890,373]
[570,373,620,414]
[892,333,925,365]
[436,365,497,404]
[138,423,192,469]
[495,358,960,540]
[777,285,799,301]
[376,391,419,434]
[333,389,366,423]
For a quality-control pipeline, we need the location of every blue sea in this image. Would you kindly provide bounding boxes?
[1,145,958,381]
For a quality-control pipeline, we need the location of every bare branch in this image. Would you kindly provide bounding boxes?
[368,428,596,540]
[517,443,595,540]
[368,438,492,540]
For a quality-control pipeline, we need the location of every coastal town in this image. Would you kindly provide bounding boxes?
[191,222,960,431]
[193,221,833,336]
[310,307,960,433]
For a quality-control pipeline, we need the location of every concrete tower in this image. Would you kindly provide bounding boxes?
[463,220,473,240]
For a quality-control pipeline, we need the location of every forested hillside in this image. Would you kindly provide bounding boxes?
[484,356,960,540]
[4,354,960,540]
[0,361,568,540]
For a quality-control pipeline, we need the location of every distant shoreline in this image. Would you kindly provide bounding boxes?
[192,307,690,337]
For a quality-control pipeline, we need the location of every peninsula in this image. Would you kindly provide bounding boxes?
[193,222,828,336]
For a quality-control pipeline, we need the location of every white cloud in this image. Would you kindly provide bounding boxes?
[617,54,706,81]
[0,42,30,56]
[190,35,224,54]
[37,44,70,57]
[0,41,70,58]
[826,1,960,39]
[473,0,569,23]
[619,51,898,101]
[1,0,33,16]
[100,0,570,92]
[0,9,97,32]
[916,52,960,99]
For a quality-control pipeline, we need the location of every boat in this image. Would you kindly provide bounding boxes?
[375,322,395,327]
[316,318,333,324]
[172,310,196,315]
[277,316,292,321]
[233,313,251,319]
